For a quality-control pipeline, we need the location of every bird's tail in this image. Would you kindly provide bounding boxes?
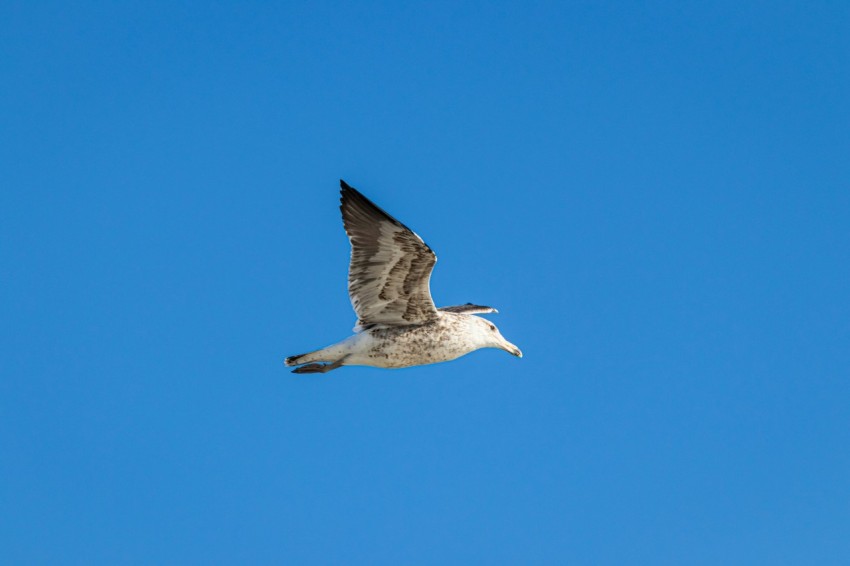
[285,347,331,367]
[286,338,353,367]
[285,352,311,366]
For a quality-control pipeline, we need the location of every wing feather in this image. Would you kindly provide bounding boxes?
[340,180,439,327]
[438,304,498,315]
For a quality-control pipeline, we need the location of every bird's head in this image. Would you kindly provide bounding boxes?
[470,316,522,358]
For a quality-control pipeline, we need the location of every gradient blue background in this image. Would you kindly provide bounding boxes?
[2,1,849,564]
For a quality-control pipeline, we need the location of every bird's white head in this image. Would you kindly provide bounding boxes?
[469,316,522,358]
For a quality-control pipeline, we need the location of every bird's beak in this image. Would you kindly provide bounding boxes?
[502,341,522,358]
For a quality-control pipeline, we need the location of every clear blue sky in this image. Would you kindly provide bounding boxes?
[2,1,849,564]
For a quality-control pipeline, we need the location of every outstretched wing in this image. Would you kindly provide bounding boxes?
[438,303,498,315]
[340,180,439,328]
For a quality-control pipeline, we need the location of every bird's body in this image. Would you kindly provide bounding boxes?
[285,180,521,374]
[288,310,510,370]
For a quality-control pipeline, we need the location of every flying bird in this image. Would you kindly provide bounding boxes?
[285,180,522,373]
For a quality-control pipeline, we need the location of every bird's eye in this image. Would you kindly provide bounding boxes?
[489,324,496,332]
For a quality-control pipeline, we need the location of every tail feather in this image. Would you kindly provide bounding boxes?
[285,348,331,366]
[285,342,348,367]
[285,353,309,366]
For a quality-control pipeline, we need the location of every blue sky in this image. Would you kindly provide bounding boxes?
[2,1,849,563]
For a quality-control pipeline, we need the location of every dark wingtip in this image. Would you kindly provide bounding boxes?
[337,179,419,238]
[339,179,368,211]
[340,179,360,205]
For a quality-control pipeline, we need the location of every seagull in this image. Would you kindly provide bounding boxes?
[285,180,522,373]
